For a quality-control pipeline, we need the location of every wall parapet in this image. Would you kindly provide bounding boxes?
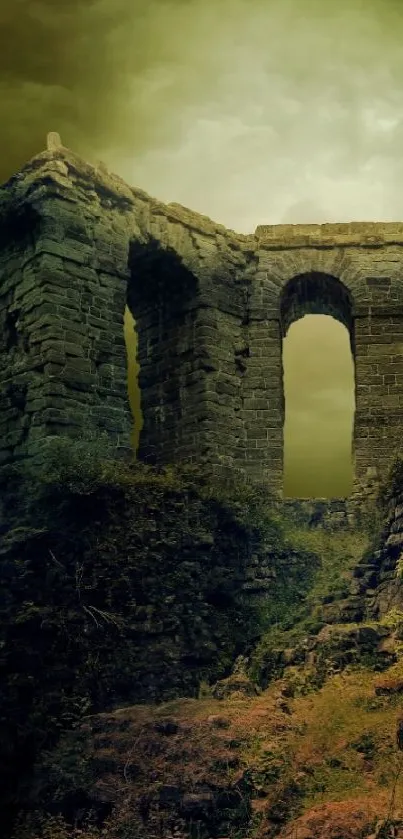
[255,221,403,248]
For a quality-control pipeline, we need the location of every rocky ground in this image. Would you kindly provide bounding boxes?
[14,652,403,839]
[7,454,403,839]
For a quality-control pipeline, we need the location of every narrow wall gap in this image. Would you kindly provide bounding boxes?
[283,313,354,498]
[123,305,143,454]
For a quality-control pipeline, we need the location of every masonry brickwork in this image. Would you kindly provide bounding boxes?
[1,134,403,498]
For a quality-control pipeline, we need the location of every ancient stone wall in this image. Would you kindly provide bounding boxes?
[1,135,403,497]
[127,235,254,476]
[0,149,134,466]
[281,498,359,530]
[251,226,403,495]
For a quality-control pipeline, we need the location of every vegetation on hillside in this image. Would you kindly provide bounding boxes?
[0,433,316,835]
[10,668,403,839]
[3,442,403,838]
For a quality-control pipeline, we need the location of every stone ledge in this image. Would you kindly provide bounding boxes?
[256,221,403,248]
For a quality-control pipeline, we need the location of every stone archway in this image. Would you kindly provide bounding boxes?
[241,271,357,497]
[280,272,355,497]
[280,272,354,340]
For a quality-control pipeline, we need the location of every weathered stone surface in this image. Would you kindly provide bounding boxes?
[281,498,360,529]
[211,673,260,699]
[2,136,403,495]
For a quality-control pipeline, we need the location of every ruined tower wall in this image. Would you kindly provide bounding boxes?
[0,203,39,463]
[0,152,136,466]
[127,223,256,479]
[0,143,257,479]
[2,140,403,498]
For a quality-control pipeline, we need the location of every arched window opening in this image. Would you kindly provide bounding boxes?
[280,272,355,499]
[283,313,354,498]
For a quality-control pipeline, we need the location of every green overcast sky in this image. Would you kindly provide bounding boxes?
[2,0,402,496]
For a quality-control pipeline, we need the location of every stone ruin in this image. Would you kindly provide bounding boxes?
[1,133,403,500]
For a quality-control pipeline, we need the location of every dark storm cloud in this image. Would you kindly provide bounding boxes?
[3,0,403,193]
[0,0,194,180]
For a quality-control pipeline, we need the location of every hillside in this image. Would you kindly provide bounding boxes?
[2,435,403,838]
